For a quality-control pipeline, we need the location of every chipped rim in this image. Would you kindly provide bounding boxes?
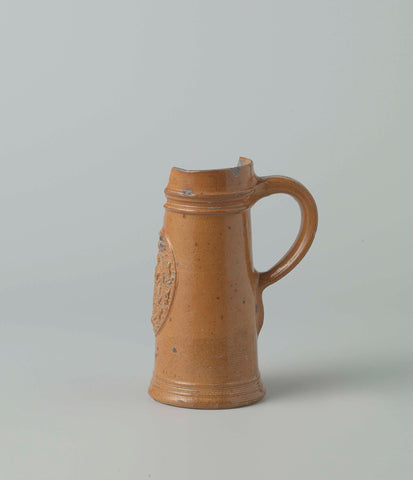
[171,157,253,174]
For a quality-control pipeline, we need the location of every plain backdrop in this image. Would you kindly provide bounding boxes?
[1,1,412,479]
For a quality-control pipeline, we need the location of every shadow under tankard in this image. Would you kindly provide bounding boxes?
[262,354,413,402]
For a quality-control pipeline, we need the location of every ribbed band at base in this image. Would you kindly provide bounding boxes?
[148,375,265,409]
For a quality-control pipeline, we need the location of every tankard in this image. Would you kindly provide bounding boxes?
[148,158,317,408]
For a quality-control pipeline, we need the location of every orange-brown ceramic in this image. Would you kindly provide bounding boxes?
[148,158,317,409]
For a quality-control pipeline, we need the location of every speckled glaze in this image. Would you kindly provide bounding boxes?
[148,158,318,409]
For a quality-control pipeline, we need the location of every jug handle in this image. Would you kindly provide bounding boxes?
[253,174,318,292]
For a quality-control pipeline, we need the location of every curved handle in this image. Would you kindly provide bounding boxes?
[253,175,318,291]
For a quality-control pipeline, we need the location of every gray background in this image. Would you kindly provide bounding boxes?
[1,0,412,478]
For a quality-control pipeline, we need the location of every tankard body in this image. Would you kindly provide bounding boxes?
[149,158,317,409]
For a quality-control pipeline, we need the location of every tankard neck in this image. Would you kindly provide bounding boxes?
[164,158,258,214]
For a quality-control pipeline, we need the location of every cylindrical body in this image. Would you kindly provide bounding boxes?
[149,160,265,408]
[148,158,318,409]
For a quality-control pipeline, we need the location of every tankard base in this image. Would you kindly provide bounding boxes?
[148,375,265,409]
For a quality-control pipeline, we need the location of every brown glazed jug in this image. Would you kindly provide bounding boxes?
[148,158,317,409]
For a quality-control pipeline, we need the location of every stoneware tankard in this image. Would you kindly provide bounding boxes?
[148,158,318,409]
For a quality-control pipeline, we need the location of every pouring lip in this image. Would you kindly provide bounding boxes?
[171,157,253,174]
